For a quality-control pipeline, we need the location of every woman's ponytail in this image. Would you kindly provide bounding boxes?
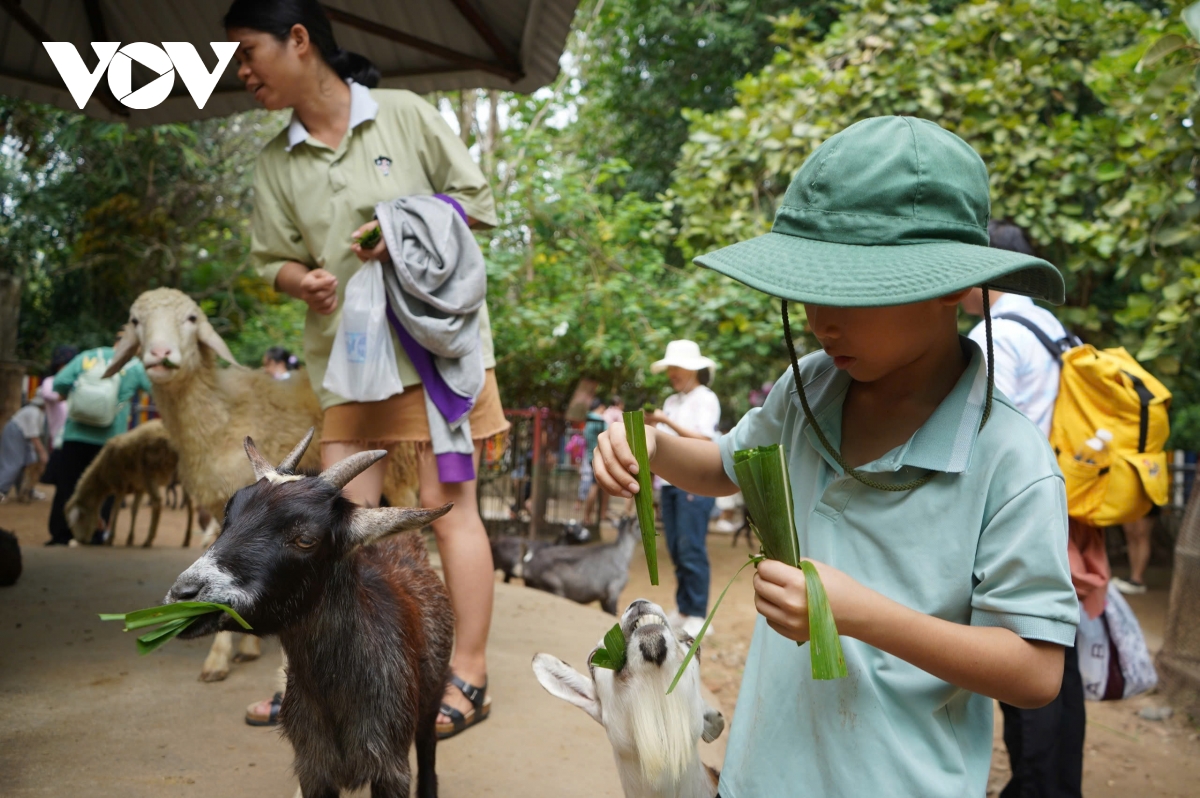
[225,0,380,88]
[329,47,381,88]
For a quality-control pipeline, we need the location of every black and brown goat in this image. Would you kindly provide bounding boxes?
[164,430,454,798]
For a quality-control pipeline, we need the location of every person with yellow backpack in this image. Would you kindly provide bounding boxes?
[961,220,1169,798]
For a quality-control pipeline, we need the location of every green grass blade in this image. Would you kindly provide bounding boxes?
[135,618,196,656]
[590,622,627,671]
[801,562,848,680]
[668,554,763,694]
[103,601,253,631]
[624,410,658,585]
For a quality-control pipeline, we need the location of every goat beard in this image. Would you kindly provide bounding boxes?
[623,672,699,788]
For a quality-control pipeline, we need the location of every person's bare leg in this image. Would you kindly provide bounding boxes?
[246,439,386,723]
[1124,516,1153,585]
[419,442,493,725]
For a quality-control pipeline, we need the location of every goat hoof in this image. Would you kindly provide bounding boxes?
[199,667,230,682]
[232,651,260,663]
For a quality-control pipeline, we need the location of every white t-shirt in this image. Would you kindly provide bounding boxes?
[11,404,45,440]
[967,293,1069,438]
[656,385,721,488]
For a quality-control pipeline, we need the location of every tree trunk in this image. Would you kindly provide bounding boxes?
[457,90,476,147]
[0,272,25,426]
[483,90,500,178]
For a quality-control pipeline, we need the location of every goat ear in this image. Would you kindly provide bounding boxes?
[350,503,453,547]
[197,319,239,367]
[701,706,725,743]
[104,323,141,378]
[532,653,602,724]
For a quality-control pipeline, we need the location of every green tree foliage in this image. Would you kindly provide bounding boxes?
[1,100,297,367]
[485,91,789,415]
[668,0,1200,408]
[573,0,840,200]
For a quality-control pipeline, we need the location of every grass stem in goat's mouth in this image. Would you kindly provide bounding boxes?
[100,602,251,655]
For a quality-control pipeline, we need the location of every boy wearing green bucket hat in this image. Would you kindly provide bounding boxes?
[593,116,1079,797]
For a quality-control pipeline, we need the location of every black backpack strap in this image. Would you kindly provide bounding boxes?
[994,313,1078,363]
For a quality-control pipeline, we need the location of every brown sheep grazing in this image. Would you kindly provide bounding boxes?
[65,420,181,548]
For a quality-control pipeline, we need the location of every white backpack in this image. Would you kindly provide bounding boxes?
[67,360,121,428]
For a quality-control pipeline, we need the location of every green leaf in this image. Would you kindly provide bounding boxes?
[590,622,628,671]
[801,562,848,680]
[1184,1,1200,42]
[1138,34,1188,71]
[101,601,253,655]
[624,410,659,585]
[668,554,764,694]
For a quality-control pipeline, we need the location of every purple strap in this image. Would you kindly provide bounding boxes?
[383,192,476,483]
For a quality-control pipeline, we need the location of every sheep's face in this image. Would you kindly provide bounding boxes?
[163,434,450,638]
[105,288,238,384]
[533,599,724,787]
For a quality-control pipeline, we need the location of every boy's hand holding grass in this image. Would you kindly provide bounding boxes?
[593,418,658,500]
[753,558,863,644]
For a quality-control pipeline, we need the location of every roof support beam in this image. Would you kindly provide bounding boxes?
[320,3,521,82]
[0,0,127,116]
[445,0,521,73]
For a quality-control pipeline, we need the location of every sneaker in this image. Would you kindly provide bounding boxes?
[680,615,710,639]
[1112,576,1147,595]
[713,518,737,534]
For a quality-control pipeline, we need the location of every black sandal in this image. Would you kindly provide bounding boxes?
[436,674,491,740]
[245,692,283,727]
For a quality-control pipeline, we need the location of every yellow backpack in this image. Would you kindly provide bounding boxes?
[996,315,1172,527]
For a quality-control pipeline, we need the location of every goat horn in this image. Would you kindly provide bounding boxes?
[244,436,277,482]
[352,503,454,546]
[277,428,315,473]
[320,449,388,491]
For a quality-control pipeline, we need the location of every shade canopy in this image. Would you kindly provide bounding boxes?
[0,0,578,126]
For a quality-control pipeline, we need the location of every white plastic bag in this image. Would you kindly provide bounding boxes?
[323,260,404,402]
[1077,582,1158,701]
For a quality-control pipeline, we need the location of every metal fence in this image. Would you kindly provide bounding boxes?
[479,409,589,541]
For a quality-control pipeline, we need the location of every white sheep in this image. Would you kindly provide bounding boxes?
[105,287,418,682]
[533,599,725,798]
[65,419,180,548]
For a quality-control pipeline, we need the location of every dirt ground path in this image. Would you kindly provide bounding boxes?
[0,492,728,798]
[3,492,1198,796]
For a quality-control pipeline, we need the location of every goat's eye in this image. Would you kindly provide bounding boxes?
[130,318,138,327]
[294,535,318,550]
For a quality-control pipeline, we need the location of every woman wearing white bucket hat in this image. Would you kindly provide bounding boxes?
[648,340,721,637]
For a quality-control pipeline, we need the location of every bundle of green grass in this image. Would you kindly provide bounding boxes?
[100,602,250,655]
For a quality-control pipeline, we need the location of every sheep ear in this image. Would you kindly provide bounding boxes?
[104,323,141,378]
[701,705,725,743]
[197,320,238,366]
[350,504,453,547]
[532,653,602,724]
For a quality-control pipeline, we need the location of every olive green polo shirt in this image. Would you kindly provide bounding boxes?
[717,339,1079,798]
[250,81,498,409]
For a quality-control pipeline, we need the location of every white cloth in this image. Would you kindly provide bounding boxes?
[11,404,44,439]
[656,385,721,488]
[968,293,1067,437]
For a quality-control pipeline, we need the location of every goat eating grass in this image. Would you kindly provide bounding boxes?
[533,599,725,798]
[164,431,454,798]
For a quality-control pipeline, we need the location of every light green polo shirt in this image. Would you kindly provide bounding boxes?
[250,81,498,409]
[717,339,1078,798]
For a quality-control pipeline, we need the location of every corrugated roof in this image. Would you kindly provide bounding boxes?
[0,0,578,125]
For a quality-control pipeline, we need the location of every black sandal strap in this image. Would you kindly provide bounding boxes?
[268,692,283,722]
[440,702,466,731]
[449,674,487,711]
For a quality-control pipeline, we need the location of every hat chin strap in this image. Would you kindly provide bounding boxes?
[780,294,995,493]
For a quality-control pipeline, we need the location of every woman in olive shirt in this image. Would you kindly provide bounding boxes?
[226,0,504,738]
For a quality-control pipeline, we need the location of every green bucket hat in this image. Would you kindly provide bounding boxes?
[695,116,1064,306]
